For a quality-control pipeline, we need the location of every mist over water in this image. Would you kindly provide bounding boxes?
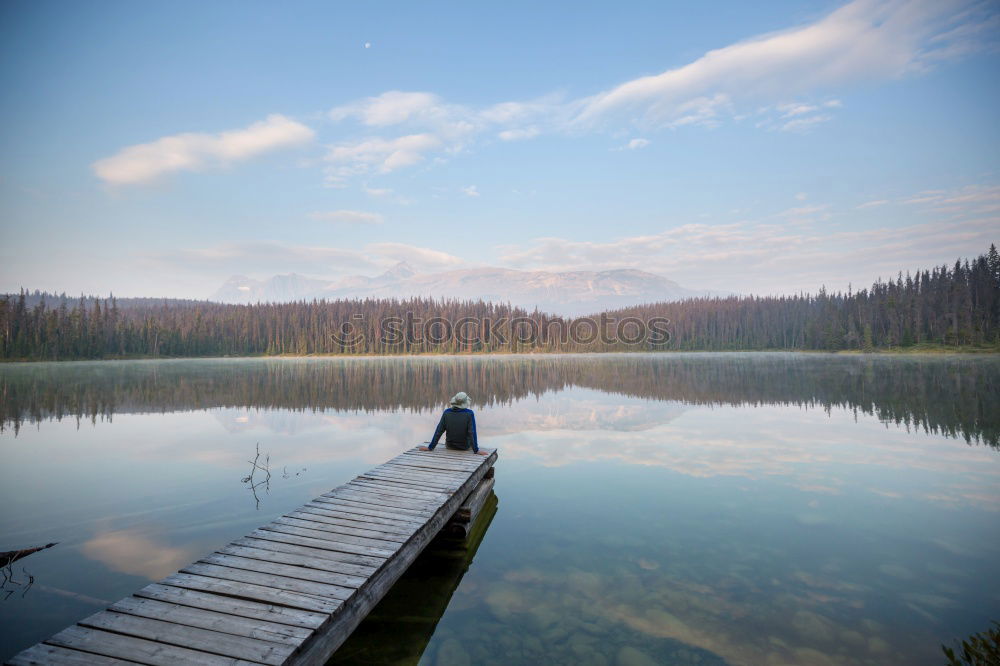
[1,353,998,665]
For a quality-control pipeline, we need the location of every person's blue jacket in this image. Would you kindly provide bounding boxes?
[428,407,478,453]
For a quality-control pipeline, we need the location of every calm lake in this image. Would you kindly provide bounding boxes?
[1,353,998,665]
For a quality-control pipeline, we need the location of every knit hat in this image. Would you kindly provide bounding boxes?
[449,392,471,408]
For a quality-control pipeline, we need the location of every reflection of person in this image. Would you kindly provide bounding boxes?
[420,392,488,455]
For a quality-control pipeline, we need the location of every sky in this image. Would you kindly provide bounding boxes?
[1,0,998,299]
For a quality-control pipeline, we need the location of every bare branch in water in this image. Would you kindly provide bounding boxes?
[0,542,54,601]
[241,443,271,510]
[0,543,57,569]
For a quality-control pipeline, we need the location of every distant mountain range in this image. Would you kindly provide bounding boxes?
[210,263,708,316]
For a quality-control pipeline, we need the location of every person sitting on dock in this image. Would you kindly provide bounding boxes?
[420,391,488,455]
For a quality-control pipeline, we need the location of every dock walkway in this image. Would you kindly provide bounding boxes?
[9,447,498,666]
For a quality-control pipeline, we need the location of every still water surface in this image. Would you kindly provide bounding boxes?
[1,353,998,665]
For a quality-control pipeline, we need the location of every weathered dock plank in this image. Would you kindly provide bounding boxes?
[8,446,497,666]
[133,583,328,630]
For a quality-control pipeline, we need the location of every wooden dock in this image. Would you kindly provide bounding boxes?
[8,446,498,666]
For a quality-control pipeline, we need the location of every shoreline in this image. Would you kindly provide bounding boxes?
[3,344,999,364]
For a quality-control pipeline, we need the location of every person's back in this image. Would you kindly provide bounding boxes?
[420,391,488,455]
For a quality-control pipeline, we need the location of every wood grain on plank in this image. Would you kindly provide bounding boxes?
[271,517,407,546]
[77,610,294,665]
[257,524,398,556]
[161,573,342,614]
[347,479,450,499]
[312,494,433,517]
[200,553,368,589]
[134,583,327,630]
[325,488,444,511]
[304,499,425,525]
[110,596,310,645]
[285,510,415,538]
[45,624,258,666]
[8,643,143,665]
[217,544,376,580]
[229,538,379,575]
[245,530,389,568]
[180,562,355,602]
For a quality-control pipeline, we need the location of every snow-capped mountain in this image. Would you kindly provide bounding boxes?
[211,263,706,316]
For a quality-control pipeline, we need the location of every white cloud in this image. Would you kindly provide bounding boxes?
[329,91,445,127]
[308,209,383,225]
[498,126,541,141]
[152,241,381,275]
[669,93,733,128]
[780,114,834,132]
[795,192,808,201]
[312,1,991,184]
[324,133,442,182]
[365,242,463,269]
[496,183,998,295]
[462,185,480,197]
[779,204,832,224]
[902,184,1000,214]
[152,239,465,279]
[778,103,819,118]
[92,114,315,185]
[574,0,992,128]
[853,185,1000,215]
[325,93,564,183]
[626,138,650,150]
[93,1,994,190]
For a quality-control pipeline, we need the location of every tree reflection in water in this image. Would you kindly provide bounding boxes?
[2,354,997,448]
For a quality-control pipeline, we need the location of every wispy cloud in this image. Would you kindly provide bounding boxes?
[324,133,443,184]
[158,241,377,272]
[311,0,994,185]
[152,239,465,278]
[857,199,889,209]
[626,138,650,150]
[365,242,463,269]
[329,91,446,126]
[574,1,993,128]
[324,91,561,184]
[88,1,996,191]
[902,184,1000,215]
[779,204,831,224]
[497,184,998,294]
[854,185,1000,215]
[462,185,480,197]
[498,126,541,141]
[308,209,383,225]
[92,114,314,185]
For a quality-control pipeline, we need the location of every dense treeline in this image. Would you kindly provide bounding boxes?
[610,244,1000,350]
[1,245,998,360]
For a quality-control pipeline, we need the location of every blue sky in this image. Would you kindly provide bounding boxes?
[1,0,998,298]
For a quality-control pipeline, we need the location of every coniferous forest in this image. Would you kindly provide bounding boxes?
[2,245,998,361]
